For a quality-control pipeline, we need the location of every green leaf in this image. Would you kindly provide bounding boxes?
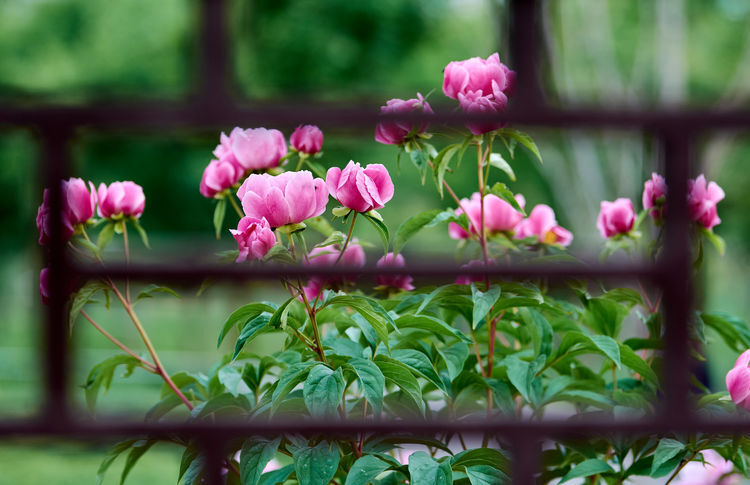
[177,445,200,484]
[522,308,553,359]
[465,465,508,485]
[293,441,341,485]
[218,365,252,397]
[374,357,425,414]
[488,183,524,214]
[218,302,277,347]
[408,452,452,485]
[503,355,544,405]
[97,439,138,485]
[348,358,385,416]
[84,354,140,414]
[314,231,346,249]
[257,464,294,485]
[559,459,614,483]
[213,197,227,239]
[131,219,150,249]
[306,216,335,237]
[409,149,429,178]
[582,297,629,338]
[183,453,205,485]
[393,209,448,254]
[120,439,156,485]
[391,349,447,394]
[240,436,281,485]
[619,343,658,385]
[97,222,116,249]
[431,143,460,197]
[69,280,110,330]
[345,455,391,485]
[303,365,345,419]
[497,128,542,164]
[364,211,390,255]
[437,343,470,381]
[452,449,510,472]
[588,334,621,369]
[394,314,472,343]
[488,153,515,181]
[326,296,391,352]
[471,284,501,329]
[700,311,750,352]
[134,284,180,304]
[268,297,296,329]
[233,314,273,359]
[263,243,295,264]
[649,439,685,477]
[271,361,319,409]
[701,226,726,255]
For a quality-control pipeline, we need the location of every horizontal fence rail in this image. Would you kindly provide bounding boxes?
[0,0,733,483]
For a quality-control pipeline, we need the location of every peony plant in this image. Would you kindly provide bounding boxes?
[36,53,749,485]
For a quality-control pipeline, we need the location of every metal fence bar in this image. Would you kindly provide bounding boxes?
[2,0,739,482]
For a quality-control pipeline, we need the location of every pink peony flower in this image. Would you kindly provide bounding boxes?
[290,125,324,155]
[443,53,514,100]
[376,252,414,291]
[449,192,523,239]
[36,188,74,245]
[375,93,433,146]
[237,171,328,228]
[302,242,366,300]
[97,181,146,219]
[63,177,96,225]
[674,450,739,485]
[726,349,750,411]
[39,267,50,305]
[515,204,573,246]
[457,90,508,135]
[230,217,277,263]
[642,173,667,221]
[596,198,636,239]
[326,161,394,213]
[215,127,287,173]
[200,159,243,199]
[688,174,725,230]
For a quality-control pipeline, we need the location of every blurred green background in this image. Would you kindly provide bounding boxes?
[1,0,750,482]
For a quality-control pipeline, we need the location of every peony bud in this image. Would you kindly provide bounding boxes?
[642,173,667,222]
[443,53,514,100]
[237,171,328,229]
[215,127,287,173]
[375,93,433,146]
[596,198,636,239]
[376,252,414,291]
[465,193,523,234]
[36,188,74,245]
[326,161,394,213]
[63,177,96,225]
[515,204,573,246]
[97,181,146,219]
[290,125,324,155]
[200,159,243,199]
[727,349,750,411]
[688,174,724,230]
[230,216,277,262]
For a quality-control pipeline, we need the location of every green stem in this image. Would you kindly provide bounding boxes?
[476,141,490,289]
[296,277,327,364]
[664,451,699,485]
[295,154,308,171]
[228,194,244,218]
[121,221,131,304]
[80,309,157,373]
[334,212,358,265]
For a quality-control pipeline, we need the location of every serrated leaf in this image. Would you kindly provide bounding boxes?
[408,452,452,485]
[293,441,340,485]
[559,459,613,483]
[213,197,227,239]
[345,455,391,485]
[348,358,385,416]
[303,365,345,419]
[240,436,281,485]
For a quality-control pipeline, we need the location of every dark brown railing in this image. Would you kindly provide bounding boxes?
[2,0,749,483]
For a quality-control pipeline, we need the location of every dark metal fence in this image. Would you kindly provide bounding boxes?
[1,0,747,483]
